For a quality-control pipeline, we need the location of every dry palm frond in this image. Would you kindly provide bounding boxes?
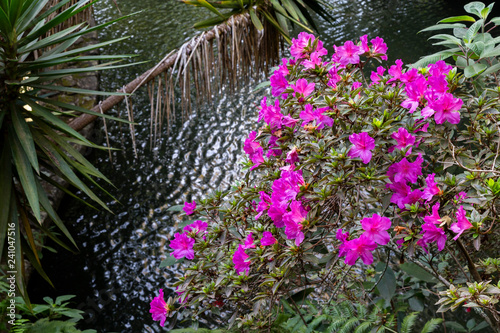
[69,12,283,143]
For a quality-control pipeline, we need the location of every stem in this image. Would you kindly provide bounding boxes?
[454,237,482,282]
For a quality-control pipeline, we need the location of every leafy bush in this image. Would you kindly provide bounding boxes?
[150,1,500,332]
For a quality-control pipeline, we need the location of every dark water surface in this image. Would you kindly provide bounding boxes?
[29,0,476,331]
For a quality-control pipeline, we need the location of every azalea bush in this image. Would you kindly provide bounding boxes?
[150,2,500,332]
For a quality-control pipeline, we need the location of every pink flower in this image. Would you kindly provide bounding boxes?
[283,200,307,246]
[428,60,452,76]
[327,66,341,89]
[170,233,195,260]
[249,150,265,170]
[334,40,364,65]
[263,99,283,129]
[183,201,196,215]
[271,170,303,205]
[255,191,272,219]
[336,229,350,257]
[344,234,378,265]
[390,127,415,153]
[233,244,251,275]
[370,66,386,84]
[286,147,299,164]
[261,231,277,246]
[300,104,333,130]
[422,173,441,202]
[370,36,388,60]
[421,222,447,251]
[400,68,421,84]
[401,77,427,113]
[281,115,299,128]
[361,213,391,245]
[291,78,315,102]
[387,180,412,209]
[270,70,288,97]
[347,132,375,164]
[150,289,169,327]
[352,81,363,91]
[184,220,208,234]
[387,59,404,83]
[450,206,473,240]
[303,51,324,69]
[387,154,423,184]
[455,192,467,203]
[244,131,261,156]
[290,32,315,59]
[243,232,256,249]
[268,201,287,228]
[427,92,462,124]
[360,35,370,53]
[424,202,441,225]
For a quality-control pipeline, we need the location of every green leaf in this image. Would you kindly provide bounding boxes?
[10,128,41,222]
[192,13,231,29]
[420,23,466,32]
[160,256,182,267]
[196,0,226,19]
[168,204,185,212]
[420,318,443,333]
[464,1,485,17]
[428,34,461,45]
[444,321,467,332]
[465,19,483,42]
[464,62,487,77]
[470,40,484,57]
[471,321,490,331]
[376,265,396,302]
[282,0,300,21]
[34,178,77,248]
[11,106,39,174]
[438,15,476,23]
[400,263,438,283]
[479,45,500,58]
[29,83,128,96]
[249,7,263,31]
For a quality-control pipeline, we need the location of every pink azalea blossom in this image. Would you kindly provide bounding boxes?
[303,51,324,69]
[424,202,441,225]
[184,220,208,234]
[261,231,277,246]
[281,115,299,128]
[400,68,421,84]
[370,66,386,84]
[370,36,388,60]
[352,81,363,91]
[416,238,429,253]
[428,60,452,76]
[347,132,375,164]
[286,147,299,164]
[291,78,315,102]
[455,191,467,203]
[270,70,288,97]
[150,289,169,327]
[233,244,251,275]
[249,150,265,170]
[387,180,412,209]
[422,173,441,201]
[263,99,283,129]
[290,32,315,59]
[327,66,341,89]
[334,40,364,65]
[360,35,370,53]
[421,221,447,251]
[256,191,272,219]
[271,170,304,205]
[344,234,378,265]
[401,77,428,113]
[283,200,307,246]
[266,136,282,158]
[427,75,448,94]
[336,229,350,258]
[361,213,391,245]
[387,59,403,83]
[243,232,256,249]
[244,131,261,156]
[450,206,473,240]
[170,232,195,260]
[390,127,415,153]
[268,201,287,228]
[300,104,333,130]
[183,201,196,215]
[387,154,423,184]
[427,92,462,124]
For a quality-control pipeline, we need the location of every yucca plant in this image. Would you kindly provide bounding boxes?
[0,0,136,305]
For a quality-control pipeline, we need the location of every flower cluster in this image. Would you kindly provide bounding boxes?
[150,30,496,330]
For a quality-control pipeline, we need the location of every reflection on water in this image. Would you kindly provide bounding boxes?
[29,0,468,331]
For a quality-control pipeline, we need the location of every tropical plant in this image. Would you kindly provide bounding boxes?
[414,1,500,90]
[0,0,135,304]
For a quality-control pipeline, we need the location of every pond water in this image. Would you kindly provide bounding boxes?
[29,0,478,332]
